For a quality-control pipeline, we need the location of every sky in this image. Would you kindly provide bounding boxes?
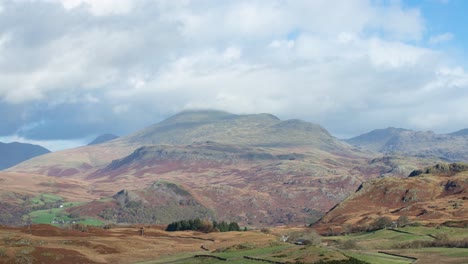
[1,0,468,151]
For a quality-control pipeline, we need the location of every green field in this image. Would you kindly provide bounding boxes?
[324,226,468,264]
[28,207,104,226]
[27,195,103,226]
[324,226,468,249]
[146,226,468,264]
[343,251,412,264]
[145,243,362,264]
[29,193,63,206]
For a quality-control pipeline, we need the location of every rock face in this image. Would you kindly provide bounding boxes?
[346,127,468,162]
[0,142,50,170]
[92,142,305,177]
[69,181,213,224]
[409,163,468,177]
[315,163,468,233]
[87,134,119,145]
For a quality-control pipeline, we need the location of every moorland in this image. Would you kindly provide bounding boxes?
[1,110,467,263]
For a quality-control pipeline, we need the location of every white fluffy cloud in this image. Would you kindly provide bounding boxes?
[0,0,466,148]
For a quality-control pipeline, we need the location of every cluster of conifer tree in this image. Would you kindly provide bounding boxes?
[165,218,241,232]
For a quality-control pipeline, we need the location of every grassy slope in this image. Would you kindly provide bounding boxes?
[323,226,468,264]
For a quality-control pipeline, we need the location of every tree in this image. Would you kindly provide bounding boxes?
[396,215,409,227]
[228,222,240,231]
[199,220,214,233]
[372,216,393,230]
[166,219,242,233]
[217,221,229,232]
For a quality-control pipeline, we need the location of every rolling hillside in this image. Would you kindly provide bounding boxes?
[315,163,468,233]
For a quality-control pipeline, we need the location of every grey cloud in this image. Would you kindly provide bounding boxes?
[0,103,28,135]
[0,0,466,148]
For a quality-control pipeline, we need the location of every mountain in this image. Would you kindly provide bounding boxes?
[3,110,388,226]
[449,128,468,137]
[9,110,356,176]
[345,127,410,151]
[314,162,468,233]
[0,142,50,170]
[120,110,344,150]
[87,133,119,145]
[346,127,468,162]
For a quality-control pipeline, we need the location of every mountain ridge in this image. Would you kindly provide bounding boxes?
[88,133,119,145]
[346,127,468,161]
[119,110,338,149]
[9,110,355,176]
[0,141,51,170]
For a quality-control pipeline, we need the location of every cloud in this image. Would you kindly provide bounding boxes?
[429,32,454,44]
[0,134,88,152]
[52,0,134,16]
[0,0,466,149]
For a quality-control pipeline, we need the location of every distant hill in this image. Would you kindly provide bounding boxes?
[87,133,119,145]
[346,127,468,162]
[449,128,468,137]
[314,163,468,233]
[0,142,50,170]
[345,127,410,151]
[120,110,345,150]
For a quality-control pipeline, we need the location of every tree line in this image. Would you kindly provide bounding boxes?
[166,218,242,232]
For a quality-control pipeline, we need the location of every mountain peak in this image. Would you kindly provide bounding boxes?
[160,110,280,126]
[122,110,342,149]
[161,110,234,124]
[88,133,119,146]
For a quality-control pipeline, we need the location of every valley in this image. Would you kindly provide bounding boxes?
[0,110,467,263]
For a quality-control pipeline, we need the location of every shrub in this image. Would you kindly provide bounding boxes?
[396,237,468,249]
[71,223,88,232]
[340,239,359,249]
[371,216,393,230]
[287,229,321,245]
[434,232,449,241]
[198,220,214,233]
[396,215,409,227]
[102,223,116,230]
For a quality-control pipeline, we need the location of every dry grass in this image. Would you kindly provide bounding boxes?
[0,224,279,264]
